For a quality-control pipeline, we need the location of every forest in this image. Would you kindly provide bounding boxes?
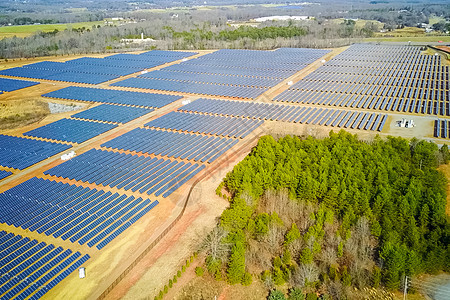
[200,131,450,299]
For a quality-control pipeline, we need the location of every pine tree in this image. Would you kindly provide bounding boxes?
[227,231,246,284]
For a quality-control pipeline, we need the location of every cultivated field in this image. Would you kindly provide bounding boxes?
[0,20,125,39]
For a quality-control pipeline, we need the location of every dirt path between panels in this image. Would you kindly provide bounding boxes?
[102,128,263,300]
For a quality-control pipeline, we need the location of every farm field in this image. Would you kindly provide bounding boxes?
[0,21,105,39]
[0,42,449,299]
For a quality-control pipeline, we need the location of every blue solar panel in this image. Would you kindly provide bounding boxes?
[71,104,153,124]
[0,77,39,92]
[0,178,158,248]
[144,111,263,138]
[23,118,117,143]
[0,230,90,299]
[273,44,447,118]
[44,149,204,196]
[43,86,182,108]
[101,128,238,163]
[0,170,13,181]
[0,51,197,84]
[112,48,330,99]
[0,135,71,170]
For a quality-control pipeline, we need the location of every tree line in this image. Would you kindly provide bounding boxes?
[0,18,373,59]
[200,131,449,298]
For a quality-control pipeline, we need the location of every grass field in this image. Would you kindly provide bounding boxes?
[429,16,446,25]
[0,99,49,130]
[0,21,106,39]
[368,25,450,43]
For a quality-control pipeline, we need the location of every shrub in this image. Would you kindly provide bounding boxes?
[164,285,168,294]
[268,289,286,300]
[182,265,186,273]
[177,270,181,278]
[195,266,204,277]
[169,279,173,288]
[288,288,305,300]
[242,272,252,286]
[306,293,317,300]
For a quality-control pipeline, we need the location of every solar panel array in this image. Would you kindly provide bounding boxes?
[0,77,39,92]
[71,104,154,124]
[23,118,118,143]
[0,170,12,181]
[0,135,71,170]
[101,128,239,164]
[42,86,182,108]
[0,231,90,300]
[111,48,330,99]
[112,77,266,99]
[434,119,450,139]
[275,44,449,116]
[45,149,206,197]
[180,98,385,131]
[0,50,196,84]
[144,111,263,138]
[0,177,159,250]
[139,70,280,88]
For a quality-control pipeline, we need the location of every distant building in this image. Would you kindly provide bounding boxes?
[253,16,311,22]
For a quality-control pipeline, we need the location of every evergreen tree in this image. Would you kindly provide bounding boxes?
[227,231,246,284]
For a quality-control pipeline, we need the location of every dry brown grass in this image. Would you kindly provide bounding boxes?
[0,99,49,130]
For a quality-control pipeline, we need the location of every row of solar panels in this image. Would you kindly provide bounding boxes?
[179,98,385,131]
[0,135,71,170]
[139,70,280,88]
[71,104,153,124]
[45,149,205,197]
[162,63,296,80]
[287,81,448,101]
[101,128,239,164]
[0,170,12,181]
[325,56,441,70]
[0,77,39,92]
[118,47,331,99]
[434,120,450,139]
[23,118,117,144]
[330,44,421,59]
[144,111,263,139]
[43,86,182,108]
[112,77,266,99]
[276,90,450,116]
[310,64,448,77]
[304,71,449,87]
[0,177,158,250]
[194,48,330,66]
[0,50,197,84]
[0,231,89,300]
[330,54,441,65]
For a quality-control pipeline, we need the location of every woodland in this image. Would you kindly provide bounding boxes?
[201,131,450,299]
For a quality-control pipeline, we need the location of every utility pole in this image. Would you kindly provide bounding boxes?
[403,275,408,300]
